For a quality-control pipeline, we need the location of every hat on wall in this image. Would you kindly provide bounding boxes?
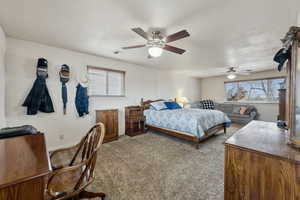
[36,57,48,78]
[273,47,291,71]
[37,57,48,67]
[59,64,70,83]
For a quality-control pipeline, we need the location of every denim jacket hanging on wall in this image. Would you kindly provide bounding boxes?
[75,83,89,117]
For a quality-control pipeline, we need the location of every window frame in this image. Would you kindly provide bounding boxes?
[224,76,286,103]
[87,65,126,97]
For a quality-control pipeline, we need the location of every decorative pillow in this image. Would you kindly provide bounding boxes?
[200,100,215,110]
[164,101,182,110]
[150,101,167,111]
[149,105,156,110]
[240,106,248,115]
[245,105,255,115]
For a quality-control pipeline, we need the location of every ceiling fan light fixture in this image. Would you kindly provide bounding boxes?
[227,73,237,80]
[148,46,163,57]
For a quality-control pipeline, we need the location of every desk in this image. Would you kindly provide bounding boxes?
[0,134,51,200]
[224,121,300,200]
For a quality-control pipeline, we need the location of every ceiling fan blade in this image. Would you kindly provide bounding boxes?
[122,44,146,50]
[238,72,251,76]
[163,45,186,54]
[131,28,148,40]
[236,69,252,75]
[165,30,190,43]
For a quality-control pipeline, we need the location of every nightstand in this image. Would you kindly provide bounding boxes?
[125,106,146,137]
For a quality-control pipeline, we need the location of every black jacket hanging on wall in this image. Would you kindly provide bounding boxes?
[22,58,55,115]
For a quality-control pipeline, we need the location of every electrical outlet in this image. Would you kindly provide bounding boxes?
[59,134,64,140]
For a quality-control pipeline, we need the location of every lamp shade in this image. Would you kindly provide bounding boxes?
[176,97,188,103]
[227,74,236,80]
[148,47,163,57]
[176,97,189,108]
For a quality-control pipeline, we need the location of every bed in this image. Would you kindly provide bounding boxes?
[141,98,231,149]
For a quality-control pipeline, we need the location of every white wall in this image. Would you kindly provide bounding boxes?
[5,38,160,150]
[200,70,286,122]
[0,26,6,128]
[157,71,201,102]
[4,37,202,150]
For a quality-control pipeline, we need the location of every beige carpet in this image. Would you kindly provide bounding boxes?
[89,126,240,200]
[53,125,240,200]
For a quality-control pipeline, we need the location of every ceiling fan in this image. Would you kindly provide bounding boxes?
[226,67,252,79]
[121,27,190,58]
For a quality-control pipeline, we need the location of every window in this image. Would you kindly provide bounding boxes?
[224,77,285,102]
[87,66,125,96]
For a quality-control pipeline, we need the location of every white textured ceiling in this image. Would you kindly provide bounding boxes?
[0,0,299,77]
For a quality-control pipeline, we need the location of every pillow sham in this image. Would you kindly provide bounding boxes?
[149,105,156,110]
[164,101,182,110]
[200,100,215,110]
[150,101,167,111]
[245,105,255,115]
[240,106,248,115]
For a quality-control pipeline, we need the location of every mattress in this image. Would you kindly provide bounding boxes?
[144,108,231,138]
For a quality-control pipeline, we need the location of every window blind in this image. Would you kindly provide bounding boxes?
[88,66,125,96]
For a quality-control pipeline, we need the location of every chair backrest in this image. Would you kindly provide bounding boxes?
[69,123,105,166]
[72,123,105,189]
[46,123,105,199]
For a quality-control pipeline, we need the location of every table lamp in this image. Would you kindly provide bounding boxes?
[176,97,189,108]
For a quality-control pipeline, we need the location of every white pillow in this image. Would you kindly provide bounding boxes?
[150,101,167,111]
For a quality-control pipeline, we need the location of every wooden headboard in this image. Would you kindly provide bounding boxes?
[140,98,165,110]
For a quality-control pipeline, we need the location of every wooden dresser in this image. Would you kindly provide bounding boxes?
[224,121,300,200]
[125,106,146,137]
[0,134,51,200]
[96,109,118,143]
